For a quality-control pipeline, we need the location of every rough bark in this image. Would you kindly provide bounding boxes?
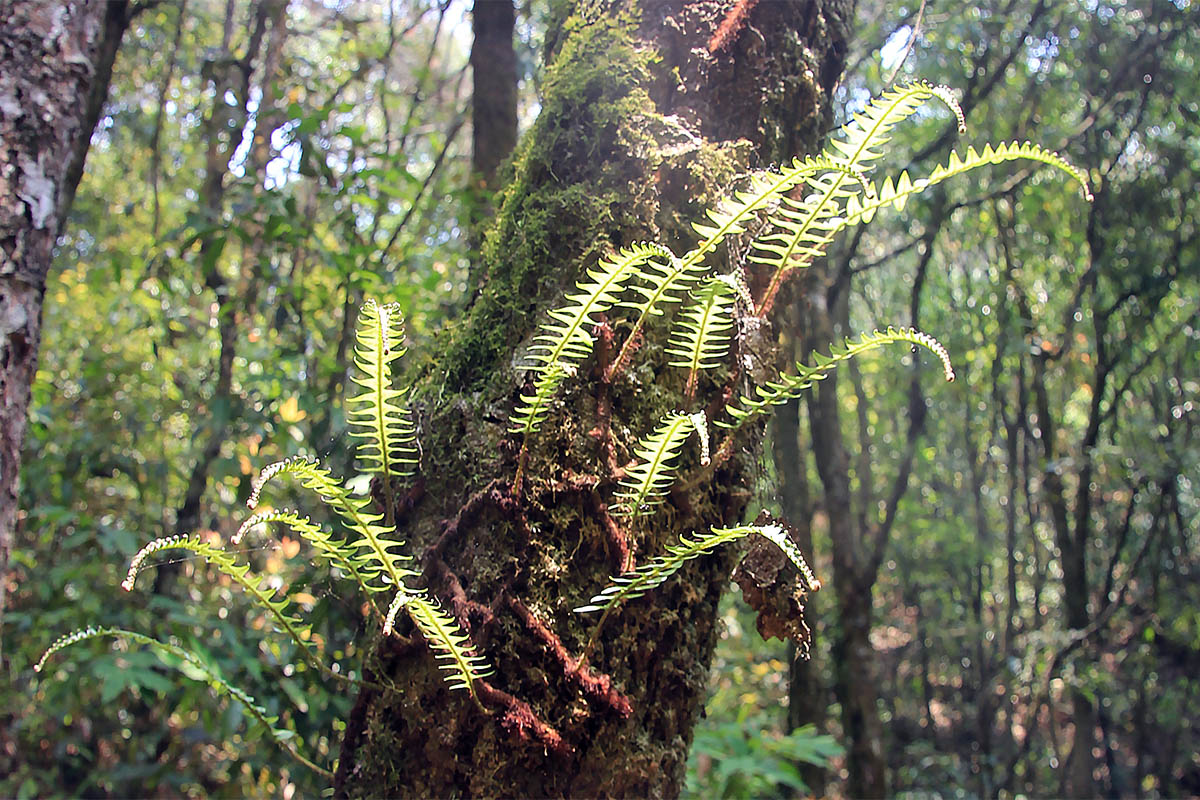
[0,0,115,662]
[334,0,850,796]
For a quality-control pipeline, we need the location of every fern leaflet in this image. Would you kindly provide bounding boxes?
[346,299,418,478]
[509,361,570,436]
[666,277,737,399]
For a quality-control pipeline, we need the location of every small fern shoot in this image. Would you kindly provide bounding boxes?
[665,277,736,401]
[383,588,492,698]
[614,411,699,518]
[346,299,418,479]
[35,627,331,777]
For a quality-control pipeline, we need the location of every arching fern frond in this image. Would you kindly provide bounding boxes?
[751,82,964,315]
[666,277,737,400]
[346,299,418,479]
[34,627,331,777]
[512,243,673,435]
[509,362,571,436]
[232,508,380,613]
[845,140,1094,224]
[614,411,697,518]
[720,327,955,430]
[383,588,492,698]
[122,535,321,669]
[248,456,415,591]
[575,523,813,615]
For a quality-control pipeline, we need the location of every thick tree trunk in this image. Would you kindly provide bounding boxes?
[334,1,850,795]
[470,0,518,192]
[0,0,118,662]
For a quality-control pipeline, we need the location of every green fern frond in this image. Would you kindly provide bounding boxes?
[346,299,418,478]
[232,508,380,610]
[753,524,822,591]
[751,82,963,315]
[845,140,1094,224]
[34,627,330,777]
[720,327,955,429]
[248,456,415,591]
[122,535,320,668]
[665,278,737,399]
[609,155,858,375]
[614,411,697,518]
[383,589,492,698]
[509,361,571,436]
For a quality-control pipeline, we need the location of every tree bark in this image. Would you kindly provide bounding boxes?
[334,0,850,795]
[0,0,119,662]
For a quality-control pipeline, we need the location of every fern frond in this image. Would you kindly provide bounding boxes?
[122,535,320,667]
[232,508,380,611]
[614,412,697,518]
[751,82,963,315]
[720,327,955,429]
[34,627,330,777]
[610,155,858,375]
[248,456,415,591]
[346,300,418,478]
[752,524,821,591]
[665,278,736,399]
[383,589,492,698]
[845,140,1094,224]
[509,362,571,436]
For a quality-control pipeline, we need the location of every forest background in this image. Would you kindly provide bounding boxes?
[1,0,1197,797]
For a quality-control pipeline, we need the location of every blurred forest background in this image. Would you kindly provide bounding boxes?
[1,0,1197,797]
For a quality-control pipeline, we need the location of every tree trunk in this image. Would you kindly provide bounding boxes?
[0,0,121,662]
[334,0,850,795]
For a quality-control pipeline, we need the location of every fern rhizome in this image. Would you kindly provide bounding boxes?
[36,82,1091,776]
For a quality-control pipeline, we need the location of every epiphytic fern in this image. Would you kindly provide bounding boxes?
[719,327,956,432]
[35,627,331,778]
[346,299,418,479]
[614,411,701,518]
[384,589,492,699]
[665,277,737,401]
[575,523,814,616]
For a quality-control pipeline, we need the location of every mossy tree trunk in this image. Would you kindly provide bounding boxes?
[334,1,850,795]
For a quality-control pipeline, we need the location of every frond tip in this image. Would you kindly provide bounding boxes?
[614,411,701,518]
[346,299,418,478]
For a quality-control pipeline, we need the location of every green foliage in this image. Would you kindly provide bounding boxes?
[686,719,843,799]
[347,300,418,479]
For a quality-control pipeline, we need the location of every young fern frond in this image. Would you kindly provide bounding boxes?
[383,588,492,698]
[122,535,321,669]
[751,82,965,315]
[614,411,698,518]
[719,327,955,431]
[248,456,415,591]
[844,140,1094,224]
[575,523,813,615]
[346,299,418,479]
[233,508,380,613]
[666,278,736,400]
[34,627,331,777]
[509,362,570,436]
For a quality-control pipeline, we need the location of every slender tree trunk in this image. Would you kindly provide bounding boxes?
[334,1,851,795]
[0,0,124,661]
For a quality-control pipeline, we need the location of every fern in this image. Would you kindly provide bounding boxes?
[232,508,380,613]
[751,82,964,315]
[614,411,699,518]
[122,534,321,669]
[346,299,418,479]
[35,627,331,777]
[575,523,812,615]
[720,327,955,430]
[665,277,737,400]
[249,456,415,591]
[844,140,1094,224]
[509,361,570,436]
[383,589,492,698]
